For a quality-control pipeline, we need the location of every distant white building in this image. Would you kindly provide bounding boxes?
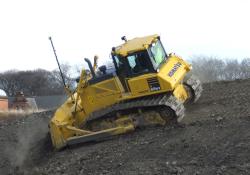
[0,89,6,96]
[0,89,8,111]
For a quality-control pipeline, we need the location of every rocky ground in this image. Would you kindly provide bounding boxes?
[1,79,250,175]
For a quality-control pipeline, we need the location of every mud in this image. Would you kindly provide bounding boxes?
[1,79,250,175]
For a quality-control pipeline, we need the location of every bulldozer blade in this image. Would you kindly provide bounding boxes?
[66,124,135,146]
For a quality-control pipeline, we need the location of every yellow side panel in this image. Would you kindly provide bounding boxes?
[127,74,154,96]
[127,74,170,98]
[80,77,122,115]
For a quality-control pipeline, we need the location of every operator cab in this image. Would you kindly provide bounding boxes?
[111,35,168,91]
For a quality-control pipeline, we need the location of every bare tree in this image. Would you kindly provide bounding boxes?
[0,69,68,96]
[191,56,225,82]
[52,62,75,89]
[191,56,250,82]
[223,59,241,80]
[240,58,250,79]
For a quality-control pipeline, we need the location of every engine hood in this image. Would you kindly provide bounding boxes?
[157,54,191,90]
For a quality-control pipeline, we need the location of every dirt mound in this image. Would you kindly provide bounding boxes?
[1,79,250,175]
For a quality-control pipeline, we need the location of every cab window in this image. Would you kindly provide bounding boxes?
[127,55,136,69]
[113,51,154,78]
[127,51,152,75]
[149,40,167,69]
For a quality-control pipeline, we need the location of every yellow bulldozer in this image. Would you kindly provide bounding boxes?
[49,34,202,149]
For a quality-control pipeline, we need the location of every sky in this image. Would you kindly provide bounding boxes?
[0,0,250,72]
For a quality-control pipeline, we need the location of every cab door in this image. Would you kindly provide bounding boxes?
[112,51,155,94]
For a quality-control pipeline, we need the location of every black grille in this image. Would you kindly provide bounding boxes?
[147,77,161,91]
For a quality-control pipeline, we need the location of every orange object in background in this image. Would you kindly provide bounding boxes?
[0,97,8,111]
[8,91,38,111]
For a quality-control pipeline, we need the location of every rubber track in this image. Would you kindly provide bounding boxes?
[87,94,185,123]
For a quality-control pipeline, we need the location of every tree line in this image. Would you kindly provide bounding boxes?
[190,56,250,82]
[0,64,75,97]
[1,56,250,96]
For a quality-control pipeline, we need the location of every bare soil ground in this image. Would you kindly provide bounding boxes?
[1,79,250,175]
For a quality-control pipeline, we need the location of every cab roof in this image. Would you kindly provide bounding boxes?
[113,34,159,57]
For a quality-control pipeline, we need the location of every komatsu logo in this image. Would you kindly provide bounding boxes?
[150,86,161,91]
[168,62,182,77]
